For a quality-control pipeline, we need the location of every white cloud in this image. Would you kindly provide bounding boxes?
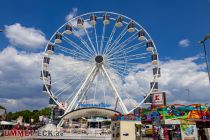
[158,57,209,104]
[0,46,209,112]
[65,8,92,37]
[0,46,94,112]
[4,23,47,49]
[118,56,210,109]
[65,8,78,21]
[179,39,190,47]
[0,97,47,112]
[0,46,48,111]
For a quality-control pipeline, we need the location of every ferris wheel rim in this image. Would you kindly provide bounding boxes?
[44,11,158,53]
[41,11,160,113]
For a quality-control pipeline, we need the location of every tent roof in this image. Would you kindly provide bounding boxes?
[62,107,120,120]
[0,121,16,125]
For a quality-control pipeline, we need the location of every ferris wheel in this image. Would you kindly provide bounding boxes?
[40,11,160,115]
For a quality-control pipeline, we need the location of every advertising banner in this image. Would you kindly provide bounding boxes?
[153,93,164,105]
[164,119,181,125]
[180,125,198,140]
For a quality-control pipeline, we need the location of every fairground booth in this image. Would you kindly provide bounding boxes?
[137,103,210,140]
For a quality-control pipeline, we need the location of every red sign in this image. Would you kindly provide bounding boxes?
[3,130,35,137]
[152,92,166,106]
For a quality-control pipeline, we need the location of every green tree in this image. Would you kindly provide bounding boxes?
[6,108,51,123]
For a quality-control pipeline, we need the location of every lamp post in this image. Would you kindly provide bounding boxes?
[199,34,210,84]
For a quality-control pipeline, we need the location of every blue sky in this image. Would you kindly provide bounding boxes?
[0,0,210,112]
[1,0,210,58]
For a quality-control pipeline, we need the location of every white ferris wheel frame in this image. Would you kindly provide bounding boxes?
[41,11,160,116]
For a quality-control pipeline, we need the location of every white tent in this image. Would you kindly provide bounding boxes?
[0,121,16,125]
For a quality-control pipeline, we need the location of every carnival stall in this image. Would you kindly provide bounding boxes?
[138,104,210,140]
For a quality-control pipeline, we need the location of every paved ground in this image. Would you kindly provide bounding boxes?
[0,135,111,140]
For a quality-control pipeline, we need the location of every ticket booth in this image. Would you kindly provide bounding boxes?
[111,114,141,140]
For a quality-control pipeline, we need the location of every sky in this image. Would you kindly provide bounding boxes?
[0,0,210,112]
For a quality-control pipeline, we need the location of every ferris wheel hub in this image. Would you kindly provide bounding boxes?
[95,55,103,63]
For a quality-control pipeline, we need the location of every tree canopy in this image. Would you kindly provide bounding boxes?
[6,108,51,123]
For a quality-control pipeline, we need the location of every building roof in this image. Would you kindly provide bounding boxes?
[62,107,120,120]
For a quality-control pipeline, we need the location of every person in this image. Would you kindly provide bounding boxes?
[201,134,207,140]
[159,127,164,140]
[199,129,207,140]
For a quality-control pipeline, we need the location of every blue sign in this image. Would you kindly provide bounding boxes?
[78,102,111,108]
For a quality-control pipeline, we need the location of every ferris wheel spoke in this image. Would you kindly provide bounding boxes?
[65,76,87,103]
[77,68,98,106]
[54,82,76,98]
[64,65,95,104]
[122,55,150,62]
[115,56,147,63]
[63,91,75,105]
[138,85,149,93]
[124,94,139,108]
[74,67,99,109]
[100,22,106,54]
[58,48,91,62]
[71,27,95,56]
[50,70,86,84]
[55,83,75,98]
[51,75,77,85]
[101,72,107,105]
[107,35,142,57]
[101,65,128,113]
[93,24,99,55]
[109,25,127,47]
[66,61,92,66]
[65,65,98,112]
[106,26,128,54]
[61,34,93,58]
[105,70,121,88]
[51,66,90,86]
[49,62,93,81]
[108,63,127,72]
[129,88,154,113]
[51,63,94,96]
[94,73,99,104]
[108,60,126,67]
[106,32,138,56]
[58,32,90,56]
[103,26,116,55]
[79,37,95,56]
[56,74,88,101]
[108,52,151,62]
[109,66,149,94]
[83,27,97,55]
[109,67,128,78]
[108,58,139,66]
[53,43,91,61]
[118,41,146,55]
[53,75,82,96]
[107,64,129,77]
[108,41,146,59]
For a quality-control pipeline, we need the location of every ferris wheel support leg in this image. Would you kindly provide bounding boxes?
[57,66,98,127]
[65,65,97,113]
[74,68,99,110]
[101,65,128,114]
